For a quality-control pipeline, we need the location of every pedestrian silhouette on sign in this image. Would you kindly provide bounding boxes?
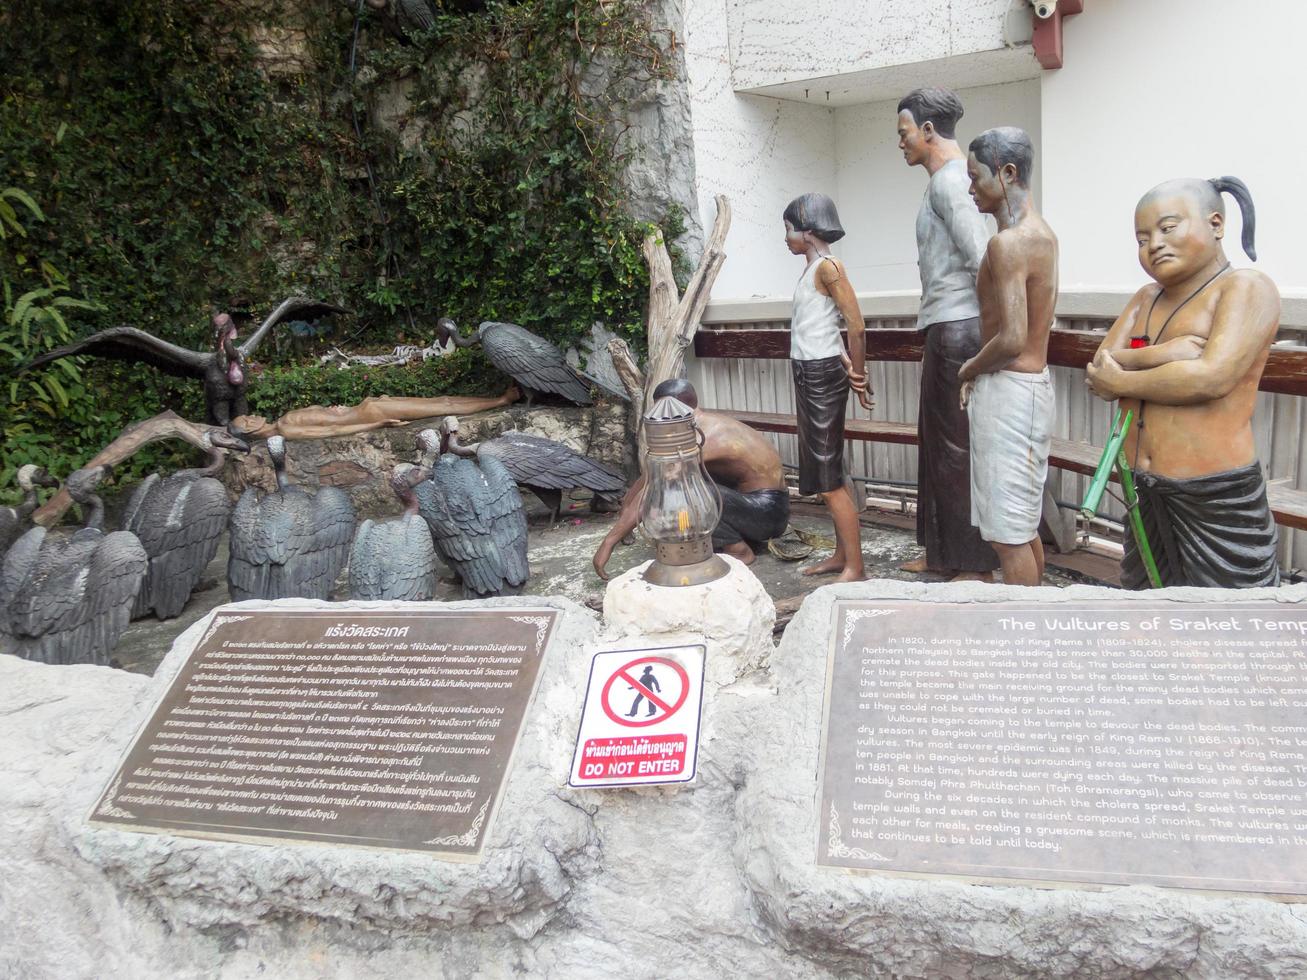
[627,665,661,717]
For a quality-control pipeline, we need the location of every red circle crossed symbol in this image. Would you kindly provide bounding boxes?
[600,656,689,728]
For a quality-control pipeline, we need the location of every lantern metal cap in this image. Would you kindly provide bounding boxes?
[644,396,699,455]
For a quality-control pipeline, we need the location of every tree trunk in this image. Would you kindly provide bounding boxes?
[32,411,226,527]
[641,194,732,402]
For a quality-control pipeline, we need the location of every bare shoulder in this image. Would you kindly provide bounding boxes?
[1221,267,1280,305]
[815,255,848,284]
[982,228,1023,269]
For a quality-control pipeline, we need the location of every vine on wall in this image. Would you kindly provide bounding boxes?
[0,0,675,500]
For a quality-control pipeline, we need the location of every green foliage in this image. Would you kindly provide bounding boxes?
[0,0,673,496]
[0,184,101,496]
[245,347,502,421]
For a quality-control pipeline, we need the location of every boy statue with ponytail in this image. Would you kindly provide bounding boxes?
[1086,176,1282,589]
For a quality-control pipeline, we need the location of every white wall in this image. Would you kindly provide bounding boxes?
[683,0,836,298]
[1042,0,1307,293]
[834,78,1042,292]
[726,0,1016,91]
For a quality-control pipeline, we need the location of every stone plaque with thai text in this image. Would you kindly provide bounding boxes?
[817,600,1307,896]
[91,607,558,860]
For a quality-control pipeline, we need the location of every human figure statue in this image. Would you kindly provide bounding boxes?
[957,127,1058,587]
[1085,176,1280,589]
[593,379,789,579]
[893,88,998,581]
[627,665,661,717]
[783,193,873,582]
[228,386,520,441]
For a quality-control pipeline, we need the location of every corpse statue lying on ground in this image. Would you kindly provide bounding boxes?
[592,379,789,579]
[227,386,521,440]
[1086,176,1280,589]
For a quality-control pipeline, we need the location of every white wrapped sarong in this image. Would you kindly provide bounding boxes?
[967,369,1053,545]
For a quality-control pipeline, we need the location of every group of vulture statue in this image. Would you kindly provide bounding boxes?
[0,429,251,666]
[4,309,634,664]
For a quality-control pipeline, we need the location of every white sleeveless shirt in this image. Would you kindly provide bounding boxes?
[790,255,844,361]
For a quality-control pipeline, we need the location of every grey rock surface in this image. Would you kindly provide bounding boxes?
[6,581,1307,978]
[735,579,1307,978]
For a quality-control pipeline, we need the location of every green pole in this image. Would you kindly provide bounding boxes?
[1080,409,1128,520]
[1078,409,1162,589]
[1117,443,1163,589]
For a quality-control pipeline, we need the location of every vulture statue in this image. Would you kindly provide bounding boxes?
[414,420,529,598]
[348,463,438,601]
[228,435,356,601]
[436,318,625,407]
[22,296,348,425]
[459,430,626,525]
[0,465,58,558]
[122,429,249,620]
[0,467,148,666]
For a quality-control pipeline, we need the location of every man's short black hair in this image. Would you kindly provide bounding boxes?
[652,377,697,408]
[782,193,845,244]
[896,87,964,139]
[968,127,1034,187]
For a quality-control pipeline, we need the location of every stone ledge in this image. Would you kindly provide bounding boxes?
[221,402,632,518]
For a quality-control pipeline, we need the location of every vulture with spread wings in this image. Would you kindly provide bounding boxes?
[21,297,348,425]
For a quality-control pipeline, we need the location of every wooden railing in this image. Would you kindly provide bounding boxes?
[687,289,1307,571]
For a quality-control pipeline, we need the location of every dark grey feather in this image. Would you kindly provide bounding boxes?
[476,321,594,405]
[124,475,230,619]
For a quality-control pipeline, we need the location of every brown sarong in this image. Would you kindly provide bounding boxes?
[917,318,998,572]
[791,354,848,496]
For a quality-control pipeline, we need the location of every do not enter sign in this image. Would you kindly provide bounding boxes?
[569,645,705,788]
[599,656,689,728]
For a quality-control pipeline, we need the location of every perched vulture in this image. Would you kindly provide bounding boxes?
[437,318,626,407]
[0,465,58,559]
[464,430,626,525]
[0,467,147,666]
[122,429,248,619]
[227,436,356,601]
[414,420,529,598]
[348,463,438,601]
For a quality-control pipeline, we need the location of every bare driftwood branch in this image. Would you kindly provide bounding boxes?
[32,410,224,527]
[607,336,647,474]
[643,194,731,400]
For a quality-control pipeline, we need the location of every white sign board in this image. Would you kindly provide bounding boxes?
[568,644,706,788]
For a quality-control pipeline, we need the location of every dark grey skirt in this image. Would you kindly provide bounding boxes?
[791,354,848,496]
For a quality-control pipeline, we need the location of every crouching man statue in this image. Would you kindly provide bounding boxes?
[1086,176,1281,589]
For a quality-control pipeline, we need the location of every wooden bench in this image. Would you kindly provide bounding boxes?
[695,327,1307,535]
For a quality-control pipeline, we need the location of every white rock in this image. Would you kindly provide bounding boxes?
[602,555,775,692]
[7,582,1307,978]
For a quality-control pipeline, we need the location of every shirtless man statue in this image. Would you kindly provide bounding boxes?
[227,386,520,441]
[593,379,789,579]
[957,126,1059,587]
[1086,176,1280,589]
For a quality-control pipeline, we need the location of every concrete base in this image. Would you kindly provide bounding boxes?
[603,555,775,691]
[5,583,1307,978]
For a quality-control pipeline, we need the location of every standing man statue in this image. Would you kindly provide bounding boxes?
[894,88,998,581]
[957,127,1058,587]
[1085,177,1280,589]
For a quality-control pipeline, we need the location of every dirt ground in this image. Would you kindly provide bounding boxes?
[110,495,1117,677]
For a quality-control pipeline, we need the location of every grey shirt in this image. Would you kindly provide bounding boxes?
[915,157,990,328]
